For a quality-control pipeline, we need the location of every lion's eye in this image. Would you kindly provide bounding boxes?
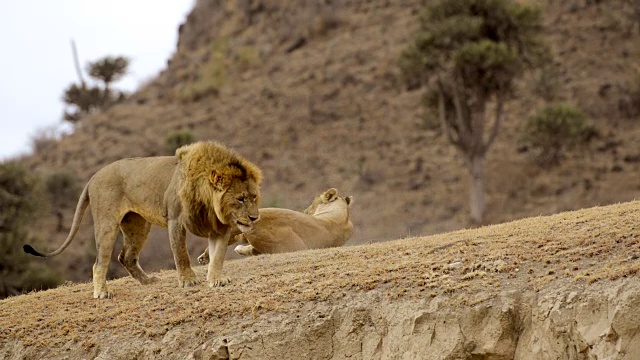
[237,197,245,204]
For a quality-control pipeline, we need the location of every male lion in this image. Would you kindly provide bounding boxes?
[24,141,262,299]
[197,188,353,262]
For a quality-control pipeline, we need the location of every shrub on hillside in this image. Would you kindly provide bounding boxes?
[532,65,562,103]
[179,40,228,102]
[521,104,596,167]
[0,162,61,298]
[165,130,195,155]
[618,76,640,118]
[44,171,81,232]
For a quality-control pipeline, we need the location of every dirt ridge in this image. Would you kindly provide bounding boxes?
[1,200,638,359]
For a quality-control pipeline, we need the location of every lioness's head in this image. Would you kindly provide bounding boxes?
[304,188,353,218]
[176,141,262,234]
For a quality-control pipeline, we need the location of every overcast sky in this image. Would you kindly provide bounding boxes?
[0,0,194,160]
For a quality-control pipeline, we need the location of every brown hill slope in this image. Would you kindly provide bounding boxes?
[26,1,640,280]
[1,201,639,359]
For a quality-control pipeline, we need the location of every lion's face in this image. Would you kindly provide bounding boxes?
[220,178,261,233]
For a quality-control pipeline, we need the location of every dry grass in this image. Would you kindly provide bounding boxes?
[1,201,638,351]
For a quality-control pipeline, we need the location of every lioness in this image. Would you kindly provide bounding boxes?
[197,188,353,262]
[24,141,262,299]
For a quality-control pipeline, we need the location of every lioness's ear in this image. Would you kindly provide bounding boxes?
[323,188,338,202]
[210,170,230,191]
[345,196,353,206]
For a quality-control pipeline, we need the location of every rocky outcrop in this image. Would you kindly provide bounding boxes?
[190,279,640,360]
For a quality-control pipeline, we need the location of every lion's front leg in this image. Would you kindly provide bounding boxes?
[168,220,200,287]
[199,233,244,265]
[207,232,231,287]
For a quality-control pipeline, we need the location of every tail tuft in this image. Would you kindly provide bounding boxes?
[23,244,44,257]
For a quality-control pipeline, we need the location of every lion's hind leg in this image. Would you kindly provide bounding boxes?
[118,212,158,285]
[93,222,120,299]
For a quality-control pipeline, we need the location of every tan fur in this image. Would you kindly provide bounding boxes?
[197,188,353,263]
[24,141,262,299]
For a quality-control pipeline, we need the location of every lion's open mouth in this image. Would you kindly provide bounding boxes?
[236,221,253,234]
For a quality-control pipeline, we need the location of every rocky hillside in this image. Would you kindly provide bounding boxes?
[1,201,639,359]
[22,0,640,282]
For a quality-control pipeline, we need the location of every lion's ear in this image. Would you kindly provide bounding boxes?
[323,188,338,202]
[210,170,230,191]
[345,196,353,206]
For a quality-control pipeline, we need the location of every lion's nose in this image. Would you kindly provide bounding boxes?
[249,215,259,222]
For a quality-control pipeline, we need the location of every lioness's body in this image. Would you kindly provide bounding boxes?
[25,141,262,299]
[240,204,353,254]
[198,188,353,261]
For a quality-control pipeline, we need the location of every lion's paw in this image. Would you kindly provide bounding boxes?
[142,276,160,285]
[197,253,209,265]
[179,277,201,288]
[208,277,231,287]
[93,290,113,299]
[234,244,254,256]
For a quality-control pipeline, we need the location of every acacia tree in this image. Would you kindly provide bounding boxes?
[63,52,130,124]
[88,56,130,97]
[400,0,549,223]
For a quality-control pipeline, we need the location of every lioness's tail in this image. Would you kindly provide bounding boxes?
[23,180,91,257]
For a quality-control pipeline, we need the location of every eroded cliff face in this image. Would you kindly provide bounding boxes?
[3,280,638,359]
[188,279,640,360]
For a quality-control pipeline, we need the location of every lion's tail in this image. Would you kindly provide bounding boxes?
[23,179,91,257]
